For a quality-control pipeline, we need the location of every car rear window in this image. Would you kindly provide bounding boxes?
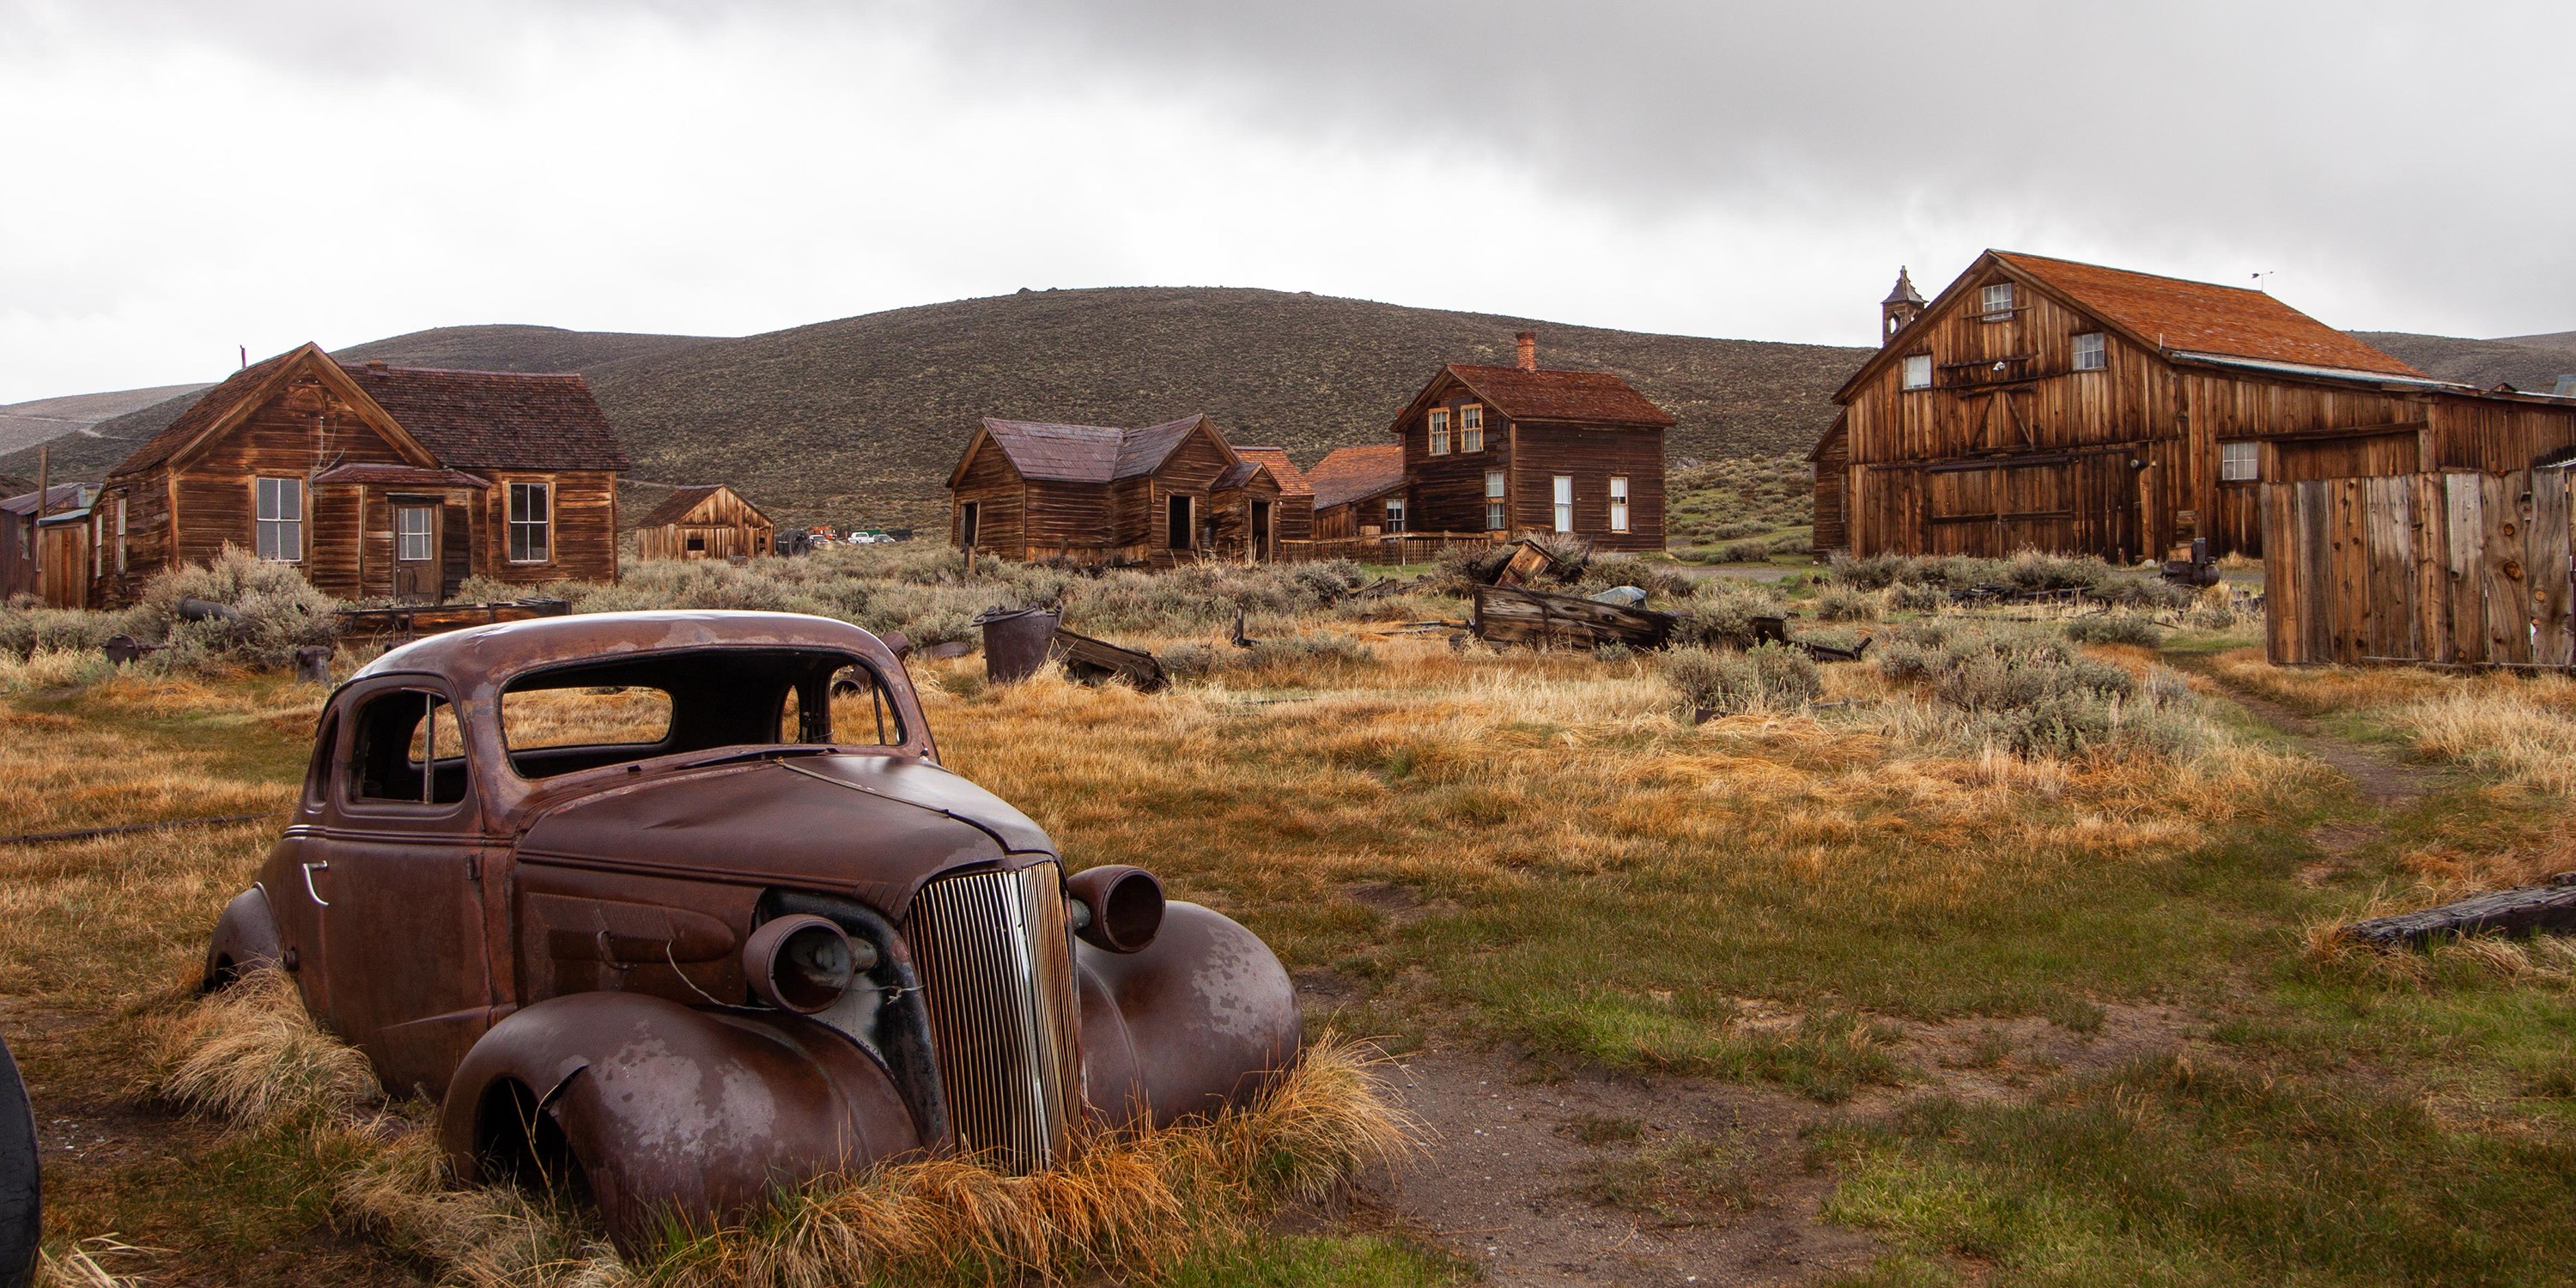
[503,686,676,753]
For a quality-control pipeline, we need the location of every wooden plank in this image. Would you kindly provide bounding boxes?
[2300,479,2333,665]
[2363,476,2415,660]
[2482,471,2532,664]
[2260,482,2293,663]
[1471,584,1676,650]
[2529,469,2573,666]
[2447,473,2485,664]
[2414,472,2451,664]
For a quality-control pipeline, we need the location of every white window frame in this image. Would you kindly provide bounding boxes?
[1552,475,1575,534]
[2220,440,2259,483]
[397,505,436,562]
[2072,331,2107,372]
[255,477,304,563]
[1609,476,1630,533]
[1382,497,1407,533]
[1428,407,1451,455]
[1980,282,2015,319]
[507,481,552,564]
[1461,404,1485,453]
[114,496,127,573]
[1902,354,1933,391]
[1484,470,1506,532]
[92,513,103,578]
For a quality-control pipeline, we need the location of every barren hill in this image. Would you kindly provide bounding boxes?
[2354,331,2576,392]
[0,383,213,459]
[578,287,1870,526]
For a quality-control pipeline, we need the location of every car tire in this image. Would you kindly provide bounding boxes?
[0,1034,39,1288]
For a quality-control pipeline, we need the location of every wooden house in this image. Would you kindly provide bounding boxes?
[948,413,1302,566]
[88,343,628,605]
[1308,444,1409,540]
[1,483,91,605]
[1382,332,1673,552]
[1820,252,2576,562]
[635,484,775,561]
[1213,447,1314,562]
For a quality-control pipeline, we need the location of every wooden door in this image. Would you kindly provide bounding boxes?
[1251,499,1273,562]
[393,504,440,603]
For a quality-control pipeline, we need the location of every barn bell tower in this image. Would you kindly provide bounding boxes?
[1881,267,1926,343]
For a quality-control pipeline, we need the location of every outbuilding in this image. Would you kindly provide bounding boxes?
[634,484,775,561]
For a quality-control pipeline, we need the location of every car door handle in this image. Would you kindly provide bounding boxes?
[302,861,331,907]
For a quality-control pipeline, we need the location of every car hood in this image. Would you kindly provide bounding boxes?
[514,753,1056,916]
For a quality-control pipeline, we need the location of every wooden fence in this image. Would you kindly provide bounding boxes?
[2262,469,2573,666]
[1292,532,1498,566]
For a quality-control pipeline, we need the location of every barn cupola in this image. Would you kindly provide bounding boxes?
[1881,268,1926,344]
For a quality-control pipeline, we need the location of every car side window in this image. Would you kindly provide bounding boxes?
[347,689,467,805]
[823,665,905,746]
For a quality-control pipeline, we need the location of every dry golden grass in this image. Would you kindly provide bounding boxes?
[2400,674,2576,798]
[2204,647,2454,715]
[502,686,676,750]
[0,647,112,694]
[152,968,381,1128]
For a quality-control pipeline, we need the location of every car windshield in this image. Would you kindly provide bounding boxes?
[499,647,906,780]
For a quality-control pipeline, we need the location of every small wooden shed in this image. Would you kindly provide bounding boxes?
[635,484,775,560]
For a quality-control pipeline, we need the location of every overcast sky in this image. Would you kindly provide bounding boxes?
[3,0,2571,403]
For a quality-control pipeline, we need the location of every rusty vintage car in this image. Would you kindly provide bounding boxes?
[199,611,1300,1244]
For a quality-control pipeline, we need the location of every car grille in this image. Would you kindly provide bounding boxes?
[905,861,1082,1171]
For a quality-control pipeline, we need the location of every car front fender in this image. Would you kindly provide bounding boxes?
[1078,901,1302,1129]
[440,991,920,1250]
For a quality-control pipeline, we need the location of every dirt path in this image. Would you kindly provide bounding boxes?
[2196,675,2446,884]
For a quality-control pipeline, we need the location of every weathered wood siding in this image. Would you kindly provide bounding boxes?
[476,471,618,586]
[1142,426,1235,568]
[951,440,1030,558]
[1508,422,1666,553]
[1210,473,1283,561]
[2263,469,2574,666]
[1402,383,1510,534]
[1811,420,1849,554]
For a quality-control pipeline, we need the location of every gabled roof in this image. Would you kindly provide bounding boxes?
[1434,364,1676,428]
[1306,443,1407,509]
[1992,252,2422,378]
[107,343,629,478]
[634,483,770,528]
[339,361,629,471]
[1230,446,1312,497]
[311,463,491,489]
[1838,251,2422,404]
[962,414,1232,485]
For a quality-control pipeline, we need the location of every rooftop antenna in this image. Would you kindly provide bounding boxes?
[239,344,247,369]
[2251,270,2275,293]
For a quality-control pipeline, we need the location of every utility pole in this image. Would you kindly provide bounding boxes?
[32,445,48,603]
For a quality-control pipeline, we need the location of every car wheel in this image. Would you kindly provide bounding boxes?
[0,1034,39,1288]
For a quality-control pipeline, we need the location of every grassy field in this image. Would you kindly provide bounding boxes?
[8,554,2576,1285]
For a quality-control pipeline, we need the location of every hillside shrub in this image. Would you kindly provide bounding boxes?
[1828,550,2192,610]
[1814,587,1880,623]
[1670,583,1793,650]
[1662,643,1821,717]
[137,548,344,673]
[1876,621,2204,757]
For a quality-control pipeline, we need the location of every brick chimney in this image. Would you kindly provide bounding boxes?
[1515,331,1537,372]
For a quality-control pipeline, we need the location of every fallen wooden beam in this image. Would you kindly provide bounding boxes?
[1052,627,1170,693]
[1472,584,1674,650]
[2342,877,2576,948]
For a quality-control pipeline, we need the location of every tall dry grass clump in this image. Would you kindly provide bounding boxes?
[2399,675,2576,797]
[635,1035,1412,1287]
[153,968,380,1128]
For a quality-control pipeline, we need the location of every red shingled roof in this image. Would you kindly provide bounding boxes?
[1442,364,1675,428]
[108,344,629,478]
[1230,446,1312,497]
[341,361,629,471]
[1306,443,1406,510]
[975,415,1219,483]
[1992,252,2423,377]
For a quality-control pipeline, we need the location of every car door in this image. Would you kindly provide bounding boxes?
[316,677,495,1098]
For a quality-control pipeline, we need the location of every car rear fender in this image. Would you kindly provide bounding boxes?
[440,991,920,1251]
[202,885,283,992]
[1077,901,1302,1129]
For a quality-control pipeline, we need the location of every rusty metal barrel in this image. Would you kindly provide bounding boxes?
[973,606,1060,684]
[295,646,334,684]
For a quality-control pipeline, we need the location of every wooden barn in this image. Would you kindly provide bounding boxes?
[1308,444,1409,539]
[1382,332,1672,553]
[1,483,92,605]
[947,413,1307,566]
[88,343,628,605]
[635,484,775,561]
[1817,252,2576,562]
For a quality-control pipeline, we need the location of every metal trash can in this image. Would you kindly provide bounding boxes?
[295,645,334,685]
[973,605,1061,684]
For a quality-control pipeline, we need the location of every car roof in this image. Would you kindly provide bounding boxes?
[352,611,902,690]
